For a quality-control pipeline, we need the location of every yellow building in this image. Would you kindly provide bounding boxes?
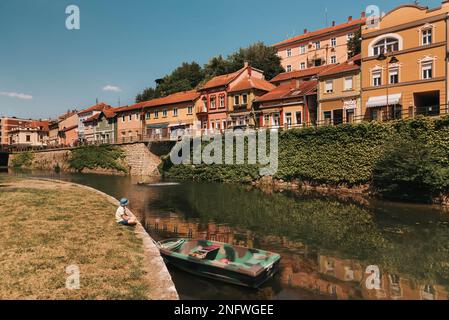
[318,54,362,125]
[361,3,449,121]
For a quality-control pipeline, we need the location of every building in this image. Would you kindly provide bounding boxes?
[8,120,49,147]
[270,65,334,87]
[114,104,145,143]
[83,108,118,144]
[48,120,60,146]
[196,63,269,131]
[77,103,111,142]
[317,54,362,125]
[58,112,79,146]
[142,90,200,140]
[273,13,366,72]
[361,2,449,121]
[0,117,33,146]
[227,75,276,129]
[255,80,318,128]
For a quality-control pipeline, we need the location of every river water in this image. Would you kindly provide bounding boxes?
[3,170,449,300]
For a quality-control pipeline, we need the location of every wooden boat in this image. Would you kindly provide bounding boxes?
[156,238,281,288]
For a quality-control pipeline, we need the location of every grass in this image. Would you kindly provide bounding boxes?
[0,176,149,300]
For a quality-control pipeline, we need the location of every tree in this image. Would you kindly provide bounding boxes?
[347,28,362,58]
[203,55,232,80]
[373,138,449,202]
[136,87,161,103]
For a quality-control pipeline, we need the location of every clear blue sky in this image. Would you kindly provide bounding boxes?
[0,0,443,119]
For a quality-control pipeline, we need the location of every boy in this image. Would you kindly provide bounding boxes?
[116,198,137,226]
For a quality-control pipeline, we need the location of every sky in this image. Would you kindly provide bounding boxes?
[0,0,444,119]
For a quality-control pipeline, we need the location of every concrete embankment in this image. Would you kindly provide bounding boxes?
[9,142,162,177]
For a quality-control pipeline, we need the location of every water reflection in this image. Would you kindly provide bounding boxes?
[3,170,449,300]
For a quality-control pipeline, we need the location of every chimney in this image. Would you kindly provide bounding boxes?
[361,11,366,18]
[348,16,353,22]
[332,21,336,27]
[304,28,308,34]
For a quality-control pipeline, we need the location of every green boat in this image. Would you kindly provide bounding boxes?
[156,238,281,288]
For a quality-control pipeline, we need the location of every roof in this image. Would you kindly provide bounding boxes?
[78,103,111,115]
[273,17,365,48]
[115,90,200,113]
[318,54,361,77]
[228,77,276,93]
[200,68,246,90]
[270,65,335,83]
[255,80,318,103]
[84,108,117,123]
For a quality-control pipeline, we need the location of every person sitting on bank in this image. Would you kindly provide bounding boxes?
[116,198,137,226]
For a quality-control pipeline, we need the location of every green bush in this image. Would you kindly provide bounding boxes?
[69,145,128,173]
[11,152,34,168]
[373,137,449,202]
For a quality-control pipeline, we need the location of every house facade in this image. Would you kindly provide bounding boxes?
[317,54,362,125]
[274,14,366,73]
[77,103,111,142]
[58,112,79,146]
[361,3,449,121]
[255,80,318,128]
[83,108,117,144]
[8,120,49,147]
[0,117,33,146]
[115,104,144,143]
[197,63,269,131]
[142,90,200,140]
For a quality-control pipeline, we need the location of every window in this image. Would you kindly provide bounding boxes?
[300,45,306,54]
[344,76,353,90]
[315,41,321,49]
[323,111,332,125]
[26,135,31,142]
[162,109,168,118]
[296,112,302,125]
[264,114,270,126]
[422,61,433,79]
[273,113,280,126]
[219,95,225,108]
[122,116,126,122]
[285,113,292,126]
[372,37,400,56]
[146,112,151,119]
[129,115,132,121]
[331,38,337,47]
[422,28,432,45]
[325,80,333,93]
[389,68,399,84]
[287,48,292,57]
[173,108,178,117]
[154,111,159,119]
[234,95,240,105]
[373,70,382,86]
[347,33,354,41]
[202,99,208,111]
[287,65,292,72]
[242,94,248,104]
[300,62,306,70]
[210,96,216,109]
[135,114,139,120]
[330,55,337,64]
[187,106,193,115]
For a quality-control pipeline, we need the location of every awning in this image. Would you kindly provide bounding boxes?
[147,123,168,129]
[366,94,402,108]
[168,123,187,128]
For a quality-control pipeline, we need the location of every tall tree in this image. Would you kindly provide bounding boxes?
[203,55,232,80]
[347,28,362,58]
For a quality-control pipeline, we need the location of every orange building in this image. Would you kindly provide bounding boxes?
[274,13,366,73]
[0,117,33,146]
[361,2,449,121]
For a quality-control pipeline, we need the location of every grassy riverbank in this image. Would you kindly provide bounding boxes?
[0,177,149,300]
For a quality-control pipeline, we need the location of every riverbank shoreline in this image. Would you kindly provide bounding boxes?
[0,176,178,300]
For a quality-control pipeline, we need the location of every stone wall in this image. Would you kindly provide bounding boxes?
[9,143,162,177]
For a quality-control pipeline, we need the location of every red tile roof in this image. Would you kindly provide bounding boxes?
[60,124,78,132]
[78,103,111,115]
[270,65,335,84]
[255,80,318,103]
[115,90,200,113]
[318,54,361,77]
[84,108,118,123]
[273,18,365,48]
[228,77,276,93]
[200,68,246,90]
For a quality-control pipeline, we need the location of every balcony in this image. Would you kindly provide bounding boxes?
[196,105,208,114]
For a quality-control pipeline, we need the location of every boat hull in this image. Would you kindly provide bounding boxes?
[161,251,280,288]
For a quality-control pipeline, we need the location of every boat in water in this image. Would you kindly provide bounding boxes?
[156,238,281,288]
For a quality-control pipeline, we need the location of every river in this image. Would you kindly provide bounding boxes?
[3,169,449,300]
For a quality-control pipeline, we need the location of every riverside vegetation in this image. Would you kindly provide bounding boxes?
[162,116,449,203]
